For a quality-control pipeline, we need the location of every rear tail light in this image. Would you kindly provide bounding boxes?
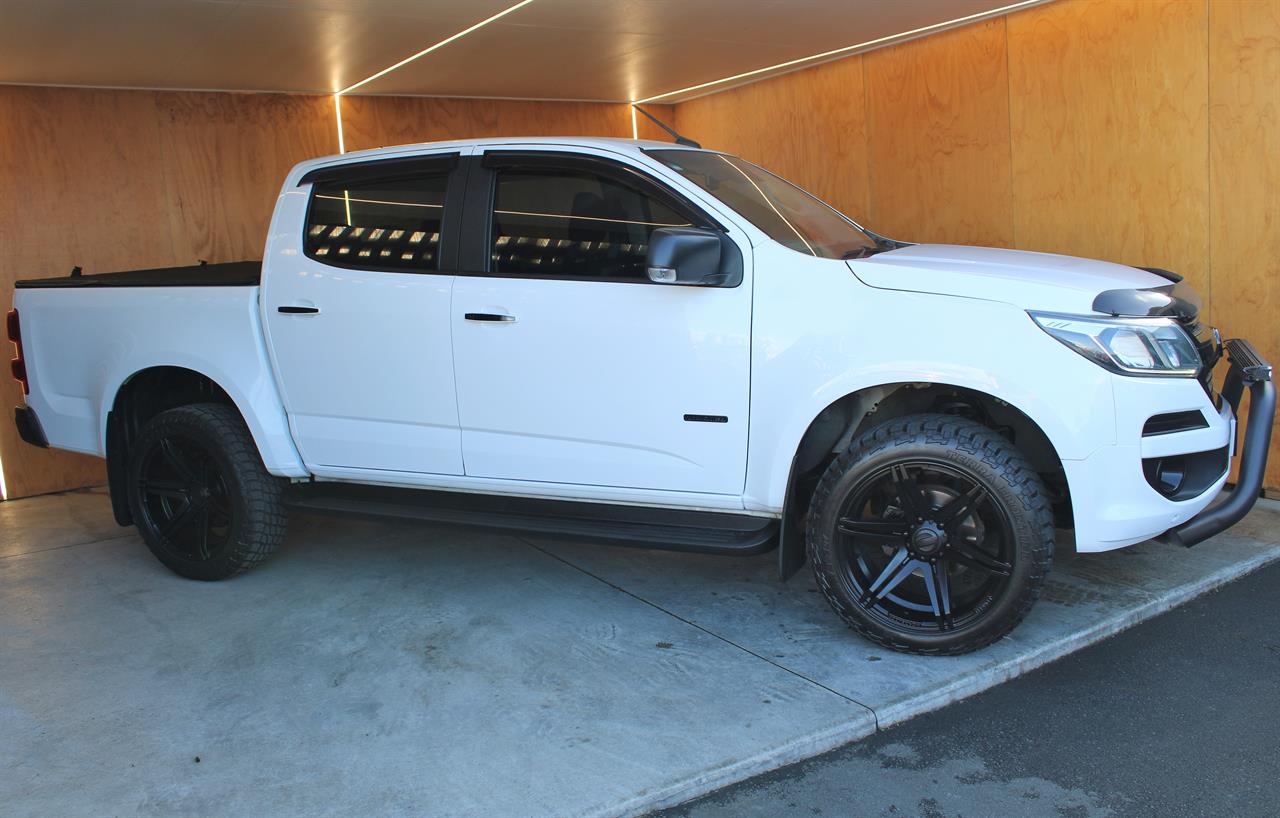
[7,309,28,395]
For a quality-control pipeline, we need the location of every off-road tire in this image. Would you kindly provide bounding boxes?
[127,403,286,580]
[806,413,1054,655]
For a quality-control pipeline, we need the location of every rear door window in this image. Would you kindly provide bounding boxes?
[305,162,453,272]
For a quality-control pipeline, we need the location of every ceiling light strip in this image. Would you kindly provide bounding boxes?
[333,93,347,154]
[339,0,538,96]
[633,0,1046,104]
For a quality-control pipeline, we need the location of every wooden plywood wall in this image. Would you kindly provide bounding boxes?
[674,0,1280,491]
[0,87,650,499]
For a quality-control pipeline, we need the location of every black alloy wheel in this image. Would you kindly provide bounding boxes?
[834,460,1014,635]
[807,414,1053,655]
[126,403,286,580]
[135,435,236,563]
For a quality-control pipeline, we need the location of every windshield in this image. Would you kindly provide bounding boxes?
[646,149,877,259]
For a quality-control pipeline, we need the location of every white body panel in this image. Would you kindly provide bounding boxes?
[259,158,465,476]
[447,144,753,496]
[12,136,1239,554]
[13,285,306,477]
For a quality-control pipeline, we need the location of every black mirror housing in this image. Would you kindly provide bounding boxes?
[646,227,742,287]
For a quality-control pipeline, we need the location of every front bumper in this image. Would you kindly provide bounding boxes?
[1158,339,1275,547]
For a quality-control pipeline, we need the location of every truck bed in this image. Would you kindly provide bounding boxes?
[14,260,261,289]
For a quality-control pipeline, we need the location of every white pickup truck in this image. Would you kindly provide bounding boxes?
[9,136,1274,654]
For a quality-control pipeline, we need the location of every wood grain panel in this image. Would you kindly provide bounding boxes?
[0,86,177,499]
[1208,0,1280,487]
[1007,0,1211,309]
[155,92,338,264]
[339,96,635,153]
[865,17,1013,247]
[673,57,871,222]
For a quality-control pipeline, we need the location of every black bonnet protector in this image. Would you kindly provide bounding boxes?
[1092,279,1202,321]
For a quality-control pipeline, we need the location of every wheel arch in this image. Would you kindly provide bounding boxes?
[103,365,303,525]
[777,381,1071,580]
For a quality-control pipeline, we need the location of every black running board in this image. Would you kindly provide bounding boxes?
[285,482,779,556]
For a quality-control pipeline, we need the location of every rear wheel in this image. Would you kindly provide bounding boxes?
[806,413,1053,655]
[127,403,286,580]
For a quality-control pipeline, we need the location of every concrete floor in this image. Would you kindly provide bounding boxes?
[654,560,1280,818]
[2,488,1278,818]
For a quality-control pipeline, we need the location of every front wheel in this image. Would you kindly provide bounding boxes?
[806,414,1054,655]
[127,403,287,581]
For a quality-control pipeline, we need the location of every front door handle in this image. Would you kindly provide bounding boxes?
[278,306,320,315]
[464,312,515,322]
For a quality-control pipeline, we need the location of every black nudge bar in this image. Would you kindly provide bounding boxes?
[1160,338,1275,548]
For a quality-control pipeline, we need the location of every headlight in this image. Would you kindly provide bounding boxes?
[1029,312,1200,377]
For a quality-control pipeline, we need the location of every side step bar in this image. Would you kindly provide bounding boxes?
[284,482,779,556]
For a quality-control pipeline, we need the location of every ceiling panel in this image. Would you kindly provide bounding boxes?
[0,0,1046,100]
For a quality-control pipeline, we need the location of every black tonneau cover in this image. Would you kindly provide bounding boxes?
[14,260,261,289]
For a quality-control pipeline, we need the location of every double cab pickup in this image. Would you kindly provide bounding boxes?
[9,137,1274,654]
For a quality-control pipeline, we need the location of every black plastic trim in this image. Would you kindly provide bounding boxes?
[105,410,133,526]
[1142,410,1209,436]
[298,153,460,187]
[15,261,261,289]
[1142,445,1229,501]
[1091,281,1201,319]
[1159,339,1274,548]
[1136,266,1184,283]
[13,405,47,448]
[285,482,778,556]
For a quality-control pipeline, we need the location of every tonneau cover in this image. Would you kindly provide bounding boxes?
[15,260,261,289]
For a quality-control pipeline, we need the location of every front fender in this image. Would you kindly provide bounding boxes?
[744,252,1115,513]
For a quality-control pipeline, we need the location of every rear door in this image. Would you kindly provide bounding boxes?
[449,148,752,496]
[261,149,469,476]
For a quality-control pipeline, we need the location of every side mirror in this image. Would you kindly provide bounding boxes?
[646,227,742,287]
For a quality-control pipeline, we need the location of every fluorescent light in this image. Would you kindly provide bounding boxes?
[630,104,638,140]
[339,0,537,96]
[0,450,7,500]
[333,93,346,154]
[634,0,1046,104]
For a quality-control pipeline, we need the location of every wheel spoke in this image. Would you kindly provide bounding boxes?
[837,518,910,544]
[160,439,199,483]
[197,504,211,559]
[890,464,930,521]
[859,551,922,607]
[922,560,954,630]
[949,540,1012,576]
[936,484,986,528]
[159,499,198,539]
[141,479,188,500]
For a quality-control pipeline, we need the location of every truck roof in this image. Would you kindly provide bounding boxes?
[288,136,702,186]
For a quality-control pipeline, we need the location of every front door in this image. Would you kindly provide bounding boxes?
[261,149,469,476]
[450,149,751,496]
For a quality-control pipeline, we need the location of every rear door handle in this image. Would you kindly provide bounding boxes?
[278,306,320,314]
[464,312,515,322]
